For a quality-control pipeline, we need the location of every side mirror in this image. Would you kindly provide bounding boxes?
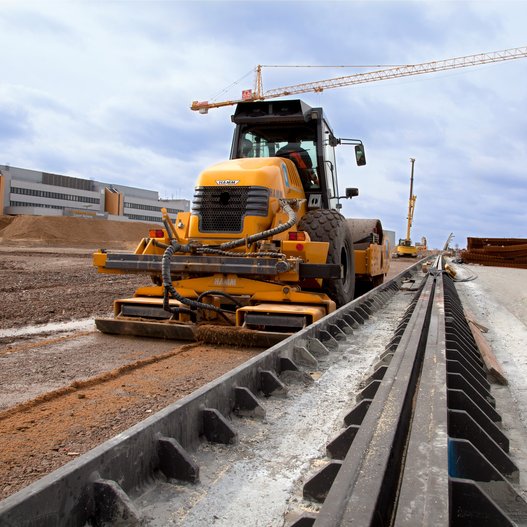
[346,187,359,199]
[355,144,366,166]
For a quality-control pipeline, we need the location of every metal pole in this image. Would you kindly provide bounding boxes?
[406,158,415,242]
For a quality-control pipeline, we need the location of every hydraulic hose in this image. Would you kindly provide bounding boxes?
[163,217,178,241]
[152,239,170,250]
[196,290,244,308]
[217,199,297,251]
[196,247,285,258]
[161,242,234,324]
[162,288,196,322]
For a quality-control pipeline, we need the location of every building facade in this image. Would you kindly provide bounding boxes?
[0,165,189,223]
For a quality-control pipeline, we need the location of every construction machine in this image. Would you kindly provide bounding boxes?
[93,99,389,345]
[395,158,418,258]
[415,236,428,255]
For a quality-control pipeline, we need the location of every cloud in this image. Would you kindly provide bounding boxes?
[0,105,32,143]
[0,1,525,249]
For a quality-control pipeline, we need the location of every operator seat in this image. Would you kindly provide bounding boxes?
[275,143,319,190]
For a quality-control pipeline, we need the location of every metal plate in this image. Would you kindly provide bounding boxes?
[95,318,197,340]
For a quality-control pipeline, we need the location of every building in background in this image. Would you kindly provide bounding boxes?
[383,229,396,252]
[0,165,189,223]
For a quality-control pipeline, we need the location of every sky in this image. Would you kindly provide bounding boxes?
[0,0,526,249]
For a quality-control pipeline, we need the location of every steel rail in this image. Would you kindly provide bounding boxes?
[292,257,527,526]
[0,262,422,527]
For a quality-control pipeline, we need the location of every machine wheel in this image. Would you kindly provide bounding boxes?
[298,209,355,306]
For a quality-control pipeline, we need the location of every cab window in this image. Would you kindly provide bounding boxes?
[238,132,273,158]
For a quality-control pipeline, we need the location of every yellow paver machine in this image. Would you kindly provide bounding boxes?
[93,100,389,345]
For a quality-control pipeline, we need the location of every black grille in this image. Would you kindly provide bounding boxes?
[192,186,269,233]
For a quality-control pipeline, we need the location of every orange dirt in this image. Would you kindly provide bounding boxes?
[0,216,267,501]
[0,342,260,499]
[0,214,159,249]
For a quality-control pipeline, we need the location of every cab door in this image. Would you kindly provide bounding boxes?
[321,119,339,210]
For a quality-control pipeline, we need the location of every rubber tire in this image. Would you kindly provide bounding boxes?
[298,209,355,306]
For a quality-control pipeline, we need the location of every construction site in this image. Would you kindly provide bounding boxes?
[1,209,526,526]
[0,15,527,526]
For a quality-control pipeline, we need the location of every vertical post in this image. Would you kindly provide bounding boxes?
[406,158,416,242]
[255,65,263,99]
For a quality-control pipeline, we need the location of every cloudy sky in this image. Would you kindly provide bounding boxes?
[1,1,526,249]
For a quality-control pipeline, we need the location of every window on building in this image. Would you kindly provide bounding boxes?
[10,187,100,204]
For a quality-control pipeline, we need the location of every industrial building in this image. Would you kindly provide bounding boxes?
[0,165,189,223]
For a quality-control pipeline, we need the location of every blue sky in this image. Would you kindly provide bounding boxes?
[0,1,526,249]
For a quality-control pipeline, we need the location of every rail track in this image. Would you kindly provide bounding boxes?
[1,257,526,526]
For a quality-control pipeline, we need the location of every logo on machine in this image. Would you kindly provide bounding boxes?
[214,277,237,287]
[216,180,240,185]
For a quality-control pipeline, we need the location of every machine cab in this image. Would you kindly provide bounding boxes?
[229,99,365,210]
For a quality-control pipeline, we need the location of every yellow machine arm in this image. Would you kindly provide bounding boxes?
[405,158,416,243]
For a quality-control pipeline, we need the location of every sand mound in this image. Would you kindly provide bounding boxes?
[0,215,159,249]
[0,216,15,232]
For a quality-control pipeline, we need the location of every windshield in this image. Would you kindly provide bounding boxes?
[236,130,318,172]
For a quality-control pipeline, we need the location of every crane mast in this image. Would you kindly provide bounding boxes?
[191,45,527,113]
[406,158,416,242]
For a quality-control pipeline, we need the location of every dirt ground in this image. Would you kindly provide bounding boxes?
[0,250,147,334]
[0,245,263,499]
[0,215,159,334]
[0,215,416,501]
[0,342,259,499]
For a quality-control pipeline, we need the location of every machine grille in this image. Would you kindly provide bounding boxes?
[192,186,269,233]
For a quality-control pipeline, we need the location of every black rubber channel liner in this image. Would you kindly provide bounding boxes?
[0,261,423,526]
[290,262,527,527]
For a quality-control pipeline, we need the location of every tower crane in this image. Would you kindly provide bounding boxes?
[191,45,527,113]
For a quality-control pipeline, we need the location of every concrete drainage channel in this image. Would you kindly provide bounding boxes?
[2,257,524,526]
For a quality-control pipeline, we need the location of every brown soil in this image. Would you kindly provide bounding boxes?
[0,342,258,499]
[0,216,265,500]
[0,251,148,334]
[0,214,159,249]
[0,215,161,333]
[0,215,15,231]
